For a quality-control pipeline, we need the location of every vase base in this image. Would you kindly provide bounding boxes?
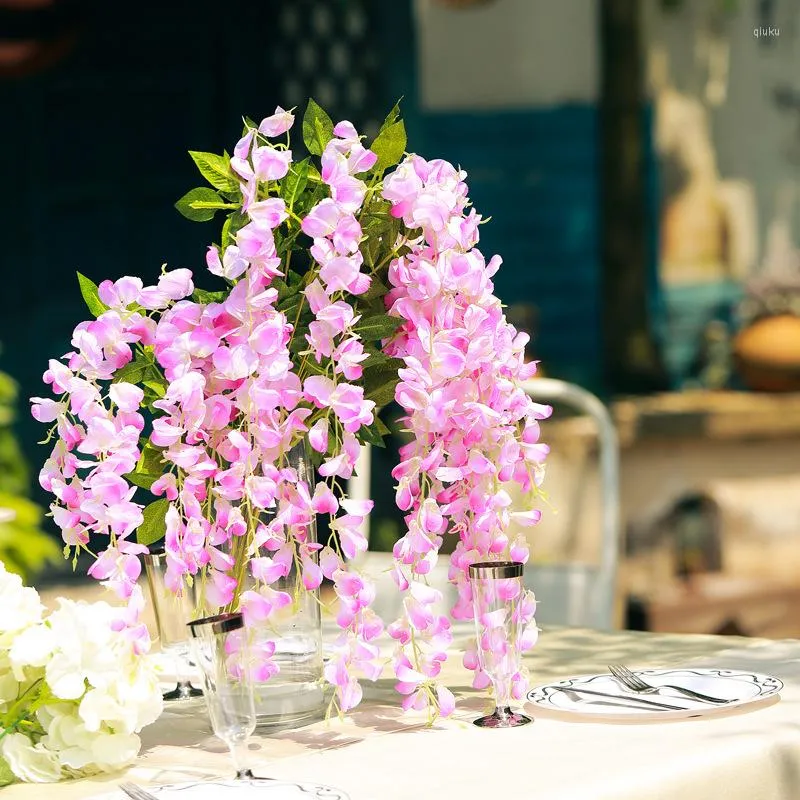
[255,706,326,732]
[253,677,325,731]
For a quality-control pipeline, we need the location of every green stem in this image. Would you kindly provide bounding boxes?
[0,679,45,741]
[226,522,252,613]
[287,294,308,353]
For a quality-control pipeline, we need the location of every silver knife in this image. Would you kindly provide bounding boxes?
[556,686,687,710]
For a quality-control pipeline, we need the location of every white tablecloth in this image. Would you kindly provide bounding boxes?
[4,627,800,800]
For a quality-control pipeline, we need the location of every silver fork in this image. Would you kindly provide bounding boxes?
[119,782,160,800]
[608,664,729,704]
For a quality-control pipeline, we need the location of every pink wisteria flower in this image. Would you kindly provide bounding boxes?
[31,99,548,722]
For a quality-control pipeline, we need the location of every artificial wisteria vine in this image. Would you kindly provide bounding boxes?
[31,100,549,719]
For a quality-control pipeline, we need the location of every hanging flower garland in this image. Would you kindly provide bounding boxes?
[31,100,550,719]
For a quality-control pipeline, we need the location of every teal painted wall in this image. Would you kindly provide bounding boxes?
[417,108,603,392]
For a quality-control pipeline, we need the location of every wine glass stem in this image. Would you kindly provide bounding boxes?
[228,741,253,780]
[172,650,187,684]
[494,674,512,710]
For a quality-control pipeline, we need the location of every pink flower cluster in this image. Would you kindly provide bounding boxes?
[31,269,196,599]
[299,122,386,709]
[381,155,550,708]
[32,103,549,720]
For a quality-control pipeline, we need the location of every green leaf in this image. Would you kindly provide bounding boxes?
[280,157,310,209]
[124,471,158,490]
[281,280,302,300]
[219,211,248,248]
[379,99,403,133]
[301,357,329,376]
[0,754,16,786]
[188,151,240,193]
[364,377,399,408]
[360,275,390,303]
[286,269,304,288]
[142,379,166,399]
[272,276,290,297]
[277,294,303,318]
[362,358,404,407]
[308,446,326,471]
[354,313,404,342]
[361,348,391,369]
[375,416,392,437]
[288,325,312,359]
[136,498,170,547]
[362,214,392,236]
[112,356,150,384]
[175,188,233,222]
[292,173,326,217]
[363,229,383,269]
[356,417,390,448]
[371,120,407,173]
[138,443,166,476]
[192,287,228,304]
[76,272,108,318]
[302,98,334,156]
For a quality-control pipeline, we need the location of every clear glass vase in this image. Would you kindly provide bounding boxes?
[247,439,325,730]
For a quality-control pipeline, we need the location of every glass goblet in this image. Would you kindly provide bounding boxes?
[143,547,203,701]
[469,560,532,728]
[188,612,259,781]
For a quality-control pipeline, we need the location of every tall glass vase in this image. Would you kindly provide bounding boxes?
[243,439,325,730]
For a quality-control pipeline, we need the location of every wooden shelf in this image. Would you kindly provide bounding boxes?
[646,574,800,639]
[612,390,800,446]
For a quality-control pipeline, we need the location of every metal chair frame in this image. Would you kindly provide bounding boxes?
[520,378,620,629]
[346,378,620,629]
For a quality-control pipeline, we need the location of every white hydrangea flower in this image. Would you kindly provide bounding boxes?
[0,733,61,783]
[39,701,148,775]
[0,648,24,715]
[0,562,44,647]
[0,568,163,784]
[9,624,56,681]
[37,706,98,772]
[0,661,19,710]
[31,599,120,699]
[79,667,162,736]
[0,563,45,715]
[84,731,141,772]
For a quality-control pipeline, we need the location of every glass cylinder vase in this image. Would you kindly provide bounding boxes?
[246,439,325,730]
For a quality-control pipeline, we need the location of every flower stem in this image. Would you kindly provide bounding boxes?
[0,678,46,743]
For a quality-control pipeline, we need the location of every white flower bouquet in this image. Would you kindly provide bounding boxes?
[0,564,163,784]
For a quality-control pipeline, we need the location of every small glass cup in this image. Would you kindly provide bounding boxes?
[188,612,259,781]
[143,547,203,701]
[469,560,532,728]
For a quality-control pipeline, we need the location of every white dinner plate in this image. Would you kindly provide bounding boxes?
[91,779,350,800]
[527,668,783,721]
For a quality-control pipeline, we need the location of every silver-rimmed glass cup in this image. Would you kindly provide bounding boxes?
[188,612,259,781]
[469,560,532,728]
[143,547,203,701]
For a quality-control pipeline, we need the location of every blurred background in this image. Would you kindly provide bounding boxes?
[1,0,799,636]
